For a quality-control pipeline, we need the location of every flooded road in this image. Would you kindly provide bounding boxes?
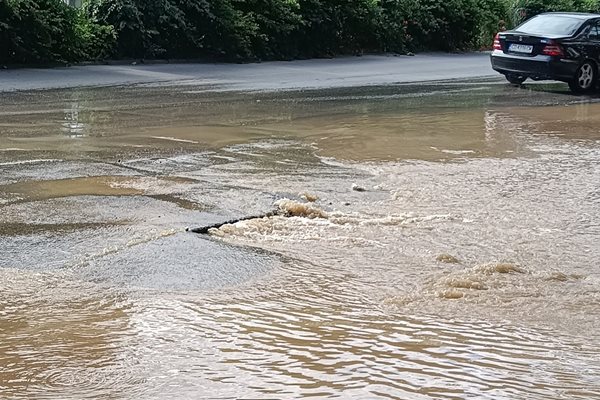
[1,81,600,399]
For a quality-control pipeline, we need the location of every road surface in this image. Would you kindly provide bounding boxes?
[0,53,497,92]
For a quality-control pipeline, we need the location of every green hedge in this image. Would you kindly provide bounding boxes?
[11,0,595,65]
[0,0,115,64]
[83,0,510,60]
[511,0,600,25]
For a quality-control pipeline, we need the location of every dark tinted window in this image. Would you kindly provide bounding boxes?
[517,15,584,36]
[589,25,600,40]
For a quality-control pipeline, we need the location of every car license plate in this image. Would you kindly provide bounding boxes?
[509,43,533,54]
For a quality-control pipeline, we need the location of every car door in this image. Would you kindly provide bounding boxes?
[585,20,600,64]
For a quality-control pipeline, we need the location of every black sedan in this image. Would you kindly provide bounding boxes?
[491,12,600,93]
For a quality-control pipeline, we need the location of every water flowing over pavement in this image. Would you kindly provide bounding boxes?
[1,78,600,399]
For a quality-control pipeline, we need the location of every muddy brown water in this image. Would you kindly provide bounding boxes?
[1,82,600,399]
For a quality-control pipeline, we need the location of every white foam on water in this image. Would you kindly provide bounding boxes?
[150,136,200,144]
[0,159,62,166]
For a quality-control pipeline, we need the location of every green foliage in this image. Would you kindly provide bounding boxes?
[377,0,424,53]
[477,0,511,45]
[206,0,262,60]
[82,20,116,60]
[418,0,481,50]
[8,0,600,65]
[85,0,209,58]
[227,0,302,59]
[84,0,302,60]
[511,0,600,25]
[297,0,380,56]
[0,0,16,62]
[406,0,510,50]
[0,0,114,64]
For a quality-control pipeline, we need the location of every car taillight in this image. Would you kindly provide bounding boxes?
[493,33,502,50]
[542,44,564,57]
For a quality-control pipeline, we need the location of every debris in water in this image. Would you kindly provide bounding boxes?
[352,183,366,192]
[188,199,327,234]
[446,278,487,290]
[187,210,278,234]
[493,263,525,274]
[476,263,525,274]
[275,199,327,218]
[546,272,569,282]
[436,254,460,264]
[440,290,464,299]
[300,192,319,202]
[544,272,585,282]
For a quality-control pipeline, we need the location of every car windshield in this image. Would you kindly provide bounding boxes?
[516,15,584,36]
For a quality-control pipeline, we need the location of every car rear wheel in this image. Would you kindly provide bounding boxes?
[568,61,597,93]
[505,74,526,85]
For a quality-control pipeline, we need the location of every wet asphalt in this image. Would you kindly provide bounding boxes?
[0,53,498,92]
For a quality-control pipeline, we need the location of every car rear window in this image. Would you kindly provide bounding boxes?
[516,15,584,36]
